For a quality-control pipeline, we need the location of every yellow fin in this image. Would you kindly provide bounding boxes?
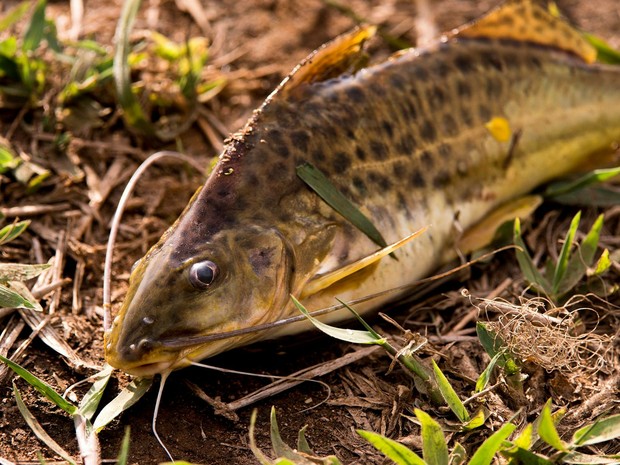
[452,0,596,63]
[485,116,512,143]
[300,227,427,299]
[281,26,376,97]
[457,195,542,254]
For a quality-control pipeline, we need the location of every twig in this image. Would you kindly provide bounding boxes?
[0,203,72,218]
[225,346,380,411]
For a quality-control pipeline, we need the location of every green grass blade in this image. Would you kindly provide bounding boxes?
[297,425,313,454]
[117,427,131,465]
[0,220,31,245]
[449,442,467,465]
[475,351,503,393]
[415,409,449,465]
[552,211,581,295]
[513,423,533,450]
[572,414,620,446]
[0,283,38,309]
[503,447,553,465]
[548,185,620,207]
[462,409,486,431]
[12,383,77,465]
[113,0,155,136]
[592,249,611,276]
[468,422,515,465]
[544,167,620,198]
[0,2,30,32]
[513,218,551,293]
[0,263,51,282]
[538,400,568,452]
[296,162,389,250]
[431,360,469,423]
[558,213,604,296]
[475,323,520,376]
[0,354,77,414]
[336,298,382,339]
[22,0,46,52]
[358,430,426,465]
[561,451,620,464]
[248,410,274,465]
[78,365,113,421]
[292,295,382,344]
[584,33,620,64]
[270,407,301,460]
[92,377,153,432]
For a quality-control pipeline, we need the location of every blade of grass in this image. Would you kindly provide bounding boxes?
[0,1,30,32]
[476,323,520,376]
[117,427,131,465]
[561,451,620,464]
[0,354,77,414]
[538,400,568,452]
[468,422,516,465]
[358,430,426,465]
[450,442,467,465]
[462,409,486,432]
[475,351,503,393]
[296,162,389,250]
[0,283,38,309]
[270,407,302,460]
[78,365,113,421]
[297,425,313,454]
[113,0,155,136]
[0,263,51,282]
[0,220,31,245]
[292,295,382,344]
[503,447,553,465]
[513,218,551,293]
[13,382,77,464]
[92,377,153,431]
[552,212,581,295]
[431,360,469,423]
[572,414,620,446]
[415,409,449,465]
[584,33,620,64]
[22,0,46,52]
[248,410,274,465]
[545,167,620,198]
[558,213,603,296]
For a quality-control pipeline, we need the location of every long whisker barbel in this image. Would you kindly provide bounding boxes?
[103,151,204,332]
[159,245,516,348]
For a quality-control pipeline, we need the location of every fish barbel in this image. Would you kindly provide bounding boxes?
[105,0,620,376]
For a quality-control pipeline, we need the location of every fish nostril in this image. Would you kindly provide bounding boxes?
[142,316,154,325]
[138,338,154,352]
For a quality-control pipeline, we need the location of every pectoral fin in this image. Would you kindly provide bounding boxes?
[301,227,427,299]
[457,195,542,254]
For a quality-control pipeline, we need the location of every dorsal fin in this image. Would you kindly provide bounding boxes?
[280,26,376,98]
[450,0,596,63]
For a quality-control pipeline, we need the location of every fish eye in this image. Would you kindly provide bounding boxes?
[189,260,218,289]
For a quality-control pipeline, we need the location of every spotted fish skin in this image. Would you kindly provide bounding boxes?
[105,4,620,376]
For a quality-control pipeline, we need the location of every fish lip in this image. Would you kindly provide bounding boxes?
[111,358,182,377]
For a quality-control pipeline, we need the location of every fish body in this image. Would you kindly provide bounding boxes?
[105,0,620,376]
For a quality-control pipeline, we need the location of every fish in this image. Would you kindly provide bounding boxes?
[104,0,620,377]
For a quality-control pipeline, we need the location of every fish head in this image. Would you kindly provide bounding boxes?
[104,224,294,377]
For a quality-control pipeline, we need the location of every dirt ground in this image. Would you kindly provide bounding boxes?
[0,0,619,464]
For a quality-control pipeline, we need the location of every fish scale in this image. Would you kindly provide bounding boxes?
[105,0,620,377]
